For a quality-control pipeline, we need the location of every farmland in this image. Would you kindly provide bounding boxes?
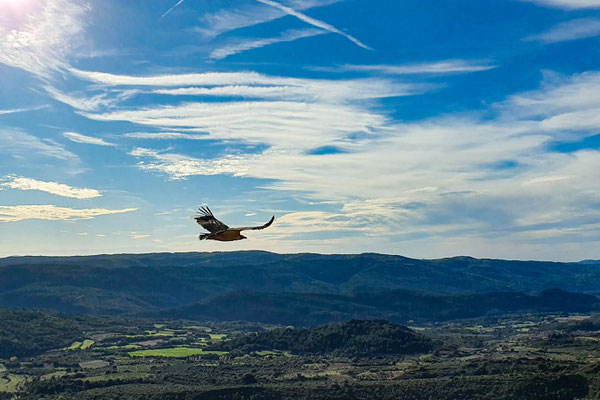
[1,309,600,399]
[128,348,228,358]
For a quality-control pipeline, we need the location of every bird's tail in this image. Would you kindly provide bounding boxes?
[198,233,210,241]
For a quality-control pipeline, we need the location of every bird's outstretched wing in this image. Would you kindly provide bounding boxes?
[234,216,275,231]
[195,206,229,233]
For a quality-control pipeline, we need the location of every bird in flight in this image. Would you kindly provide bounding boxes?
[195,206,275,241]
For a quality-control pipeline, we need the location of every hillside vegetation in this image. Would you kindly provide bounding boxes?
[172,288,600,326]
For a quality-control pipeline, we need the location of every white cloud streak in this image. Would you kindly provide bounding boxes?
[123,132,208,140]
[0,129,79,162]
[335,60,497,75]
[70,68,428,101]
[1,176,102,199]
[69,69,297,86]
[129,148,250,180]
[63,132,115,147]
[83,101,386,148]
[210,28,326,59]
[506,70,600,131]
[152,79,424,102]
[0,105,48,115]
[526,18,600,43]
[195,0,341,38]
[196,5,284,38]
[255,0,371,50]
[0,205,137,222]
[44,86,112,112]
[160,0,186,18]
[523,0,600,9]
[44,85,138,112]
[129,233,151,239]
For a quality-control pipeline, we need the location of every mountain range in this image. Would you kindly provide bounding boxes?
[1,251,599,324]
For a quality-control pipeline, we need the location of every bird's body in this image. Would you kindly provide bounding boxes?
[199,229,246,241]
[195,206,274,242]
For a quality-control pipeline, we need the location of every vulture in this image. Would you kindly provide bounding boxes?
[195,206,275,241]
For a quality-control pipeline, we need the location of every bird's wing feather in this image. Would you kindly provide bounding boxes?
[233,215,275,231]
[195,206,229,233]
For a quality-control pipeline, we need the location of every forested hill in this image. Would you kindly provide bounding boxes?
[219,319,433,356]
[0,251,599,321]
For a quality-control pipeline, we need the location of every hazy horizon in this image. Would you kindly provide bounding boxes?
[1,248,598,265]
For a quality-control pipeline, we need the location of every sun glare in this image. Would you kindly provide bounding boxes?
[0,0,31,10]
[0,0,35,23]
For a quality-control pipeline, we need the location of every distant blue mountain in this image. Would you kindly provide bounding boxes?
[1,251,599,323]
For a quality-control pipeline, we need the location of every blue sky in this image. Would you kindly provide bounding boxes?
[1,0,599,260]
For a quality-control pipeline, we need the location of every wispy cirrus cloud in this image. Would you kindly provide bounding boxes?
[256,0,371,50]
[151,78,425,102]
[522,0,600,9]
[123,132,208,140]
[526,18,600,43]
[195,5,284,38]
[129,148,250,180]
[0,205,137,222]
[69,68,292,86]
[0,0,89,75]
[0,105,48,115]
[195,0,341,38]
[69,69,428,101]
[44,85,137,112]
[1,176,102,199]
[44,86,110,112]
[66,69,426,148]
[0,129,79,162]
[63,132,115,147]
[210,28,326,59]
[506,70,600,131]
[83,101,386,148]
[329,59,497,75]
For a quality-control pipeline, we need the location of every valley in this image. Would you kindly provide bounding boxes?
[1,310,599,399]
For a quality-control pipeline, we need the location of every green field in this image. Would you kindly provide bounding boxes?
[67,339,94,350]
[209,333,226,340]
[67,341,82,350]
[254,350,294,357]
[0,374,26,393]
[125,331,175,339]
[105,344,142,350]
[128,347,228,358]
